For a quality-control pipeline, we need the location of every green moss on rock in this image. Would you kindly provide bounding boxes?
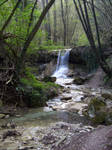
[17,70,59,107]
[87,97,107,124]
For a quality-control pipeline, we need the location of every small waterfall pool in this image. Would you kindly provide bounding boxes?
[52,49,71,78]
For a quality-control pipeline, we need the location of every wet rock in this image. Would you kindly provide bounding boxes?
[69,46,87,64]
[43,76,56,82]
[41,133,57,145]
[43,107,53,112]
[67,102,88,114]
[18,146,34,150]
[53,125,112,150]
[61,95,72,101]
[102,92,112,100]
[28,50,58,64]
[84,97,106,122]
[0,114,5,119]
[67,71,74,77]
[2,130,21,140]
[0,100,3,107]
[73,76,87,85]
[5,115,10,119]
[84,96,112,124]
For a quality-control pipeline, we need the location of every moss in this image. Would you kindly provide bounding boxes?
[73,77,86,85]
[102,93,112,100]
[87,97,107,124]
[92,111,107,124]
[88,97,106,111]
[18,69,59,107]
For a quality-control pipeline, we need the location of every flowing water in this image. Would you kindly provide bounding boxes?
[1,49,91,127]
[0,49,89,127]
[52,49,70,78]
[0,49,96,150]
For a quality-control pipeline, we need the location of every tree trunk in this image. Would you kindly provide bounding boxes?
[16,0,55,77]
[65,0,69,45]
[0,0,21,34]
[0,0,8,7]
[46,0,51,40]
[61,0,67,46]
[73,0,112,77]
[26,0,38,37]
[53,1,57,44]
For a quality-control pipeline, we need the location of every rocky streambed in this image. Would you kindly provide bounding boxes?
[0,75,112,150]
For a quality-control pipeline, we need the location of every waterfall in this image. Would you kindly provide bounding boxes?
[52,49,70,78]
[56,50,61,71]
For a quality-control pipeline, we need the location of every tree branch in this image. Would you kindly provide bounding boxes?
[0,0,8,7]
[0,0,21,34]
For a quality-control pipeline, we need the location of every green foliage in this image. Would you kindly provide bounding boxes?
[17,68,58,107]
[27,44,64,55]
[77,33,89,46]
[38,45,65,51]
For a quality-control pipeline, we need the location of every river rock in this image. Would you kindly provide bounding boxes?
[43,76,56,82]
[61,95,72,101]
[0,100,3,107]
[53,125,112,150]
[67,102,88,113]
[0,114,5,119]
[101,92,112,100]
[83,96,112,124]
[73,76,87,85]
[69,46,88,64]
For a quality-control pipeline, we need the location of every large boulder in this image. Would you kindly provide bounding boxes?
[42,76,56,82]
[73,76,87,85]
[84,96,112,124]
[28,50,58,65]
[69,46,90,64]
[53,125,112,150]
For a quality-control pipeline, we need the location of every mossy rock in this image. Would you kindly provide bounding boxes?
[0,100,3,107]
[17,69,59,107]
[43,76,56,82]
[105,112,112,125]
[88,97,106,111]
[92,111,107,124]
[73,77,86,85]
[87,97,107,124]
[102,93,112,100]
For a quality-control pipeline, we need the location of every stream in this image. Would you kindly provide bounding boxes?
[0,49,109,150]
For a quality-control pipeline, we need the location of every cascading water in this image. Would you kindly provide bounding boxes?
[52,49,70,78]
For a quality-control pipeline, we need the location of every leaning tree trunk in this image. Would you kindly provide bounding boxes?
[46,0,52,40]
[53,1,57,44]
[73,0,112,77]
[0,0,8,7]
[61,0,67,46]
[26,0,38,37]
[16,0,55,78]
[0,0,21,34]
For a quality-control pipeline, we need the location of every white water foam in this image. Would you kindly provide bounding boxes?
[52,49,70,78]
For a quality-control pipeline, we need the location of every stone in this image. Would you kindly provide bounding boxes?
[43,76,56,82]
[0,114,5,119]
[73,76,86,85]
[67,103,88,113]
[61,95,72,101]
[0,100,3,107]
[84,96,112,124]
[5,115,10,119]
[69,46,88,64]
[102,92,112,100]
[53,125,112,150]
